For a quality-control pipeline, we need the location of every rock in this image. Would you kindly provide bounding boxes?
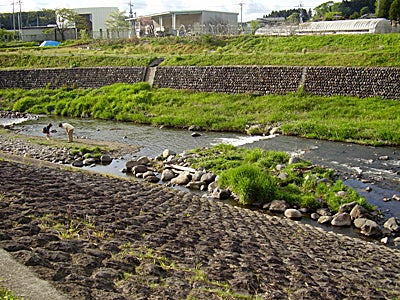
[318,215,333,224]
[394,237,400,247]
[378,155,389,160]
[380,237,389,244]
[161,169,176,181]
[284,209,302,219]
[145,175,159,183]
[211,188,231,200]
[392,194,400,201]
[142,171,155,178]
[354,218,382,236]
[125,160,140,170]
[200,172,216,184]
[191,132,201,137]
[162,149,176,158]
[268,200,289,213]
[132,165,148,175]
[339,201,357,213]
[331,212,352,226]
[316,208,331,216]
[384,217,400,232]
[100,155,112,164]
[349,204,370,219]
[192,171,206,182]
[288,156,302,164]
[186,181,205,190]
[310,213,320,220]
[72,160,84,167]
[335,191,347,197]
[137,156,150,165]
[83,157,97,165]
[171,171,191,185]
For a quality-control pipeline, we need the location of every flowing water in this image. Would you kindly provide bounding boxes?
[5,116,400,220]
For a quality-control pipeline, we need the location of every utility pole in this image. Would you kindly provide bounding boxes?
[128,1,136,38]
[238,2,244,32]
[298,2,304,23]
[17,0,22,40]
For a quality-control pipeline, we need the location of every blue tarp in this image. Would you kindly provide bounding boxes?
[39,40,60,47]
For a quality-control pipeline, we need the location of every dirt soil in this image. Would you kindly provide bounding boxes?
[0,147,400,299]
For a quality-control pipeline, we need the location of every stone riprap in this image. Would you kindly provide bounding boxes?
[152,66,303,94]
[0,67,146,89]
[303,66,400,99]
[1,66,400,99]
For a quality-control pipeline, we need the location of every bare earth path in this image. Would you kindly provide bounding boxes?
[0,153,400,299]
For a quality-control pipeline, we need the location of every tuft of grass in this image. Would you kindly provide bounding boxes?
[219,164,277,205]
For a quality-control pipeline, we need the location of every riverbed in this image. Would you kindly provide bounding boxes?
[6,115,400,219]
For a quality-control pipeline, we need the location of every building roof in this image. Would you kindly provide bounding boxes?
[126,10,238,21]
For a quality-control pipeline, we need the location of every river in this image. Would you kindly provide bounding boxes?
[4,115,400,220]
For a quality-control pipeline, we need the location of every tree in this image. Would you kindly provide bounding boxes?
[389,0,400,19]
[376,0,393,18]
[51,8,79,41]
[105,10,129,38]
[250,20,259,34]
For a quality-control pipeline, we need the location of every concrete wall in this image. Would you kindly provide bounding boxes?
[1,66,399,99]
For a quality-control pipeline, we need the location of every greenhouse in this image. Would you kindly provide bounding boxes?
[296,18,394,35]
[255,18,397,36]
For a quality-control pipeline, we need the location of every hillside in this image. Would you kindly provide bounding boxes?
[1,34,400,69]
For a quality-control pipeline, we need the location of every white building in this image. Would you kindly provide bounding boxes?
[127,10,239,37]
[73,7,127,39]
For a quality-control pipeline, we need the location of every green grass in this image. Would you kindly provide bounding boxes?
[1,83,399,146]
[188,145,370,212]
[1,34,400,68]
[0,286,24,300]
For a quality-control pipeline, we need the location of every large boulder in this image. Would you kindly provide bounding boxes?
[171,171,191,185]
[284,209,302,220]
[384,217,400,232]
[331,212,352,227]
[354,218,382,237]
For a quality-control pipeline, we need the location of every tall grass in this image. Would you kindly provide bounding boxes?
[1,83,399,146]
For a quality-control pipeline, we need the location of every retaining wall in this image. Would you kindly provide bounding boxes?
[0,67,146,89]
[1,66,399,99]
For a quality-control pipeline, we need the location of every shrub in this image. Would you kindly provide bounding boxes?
[219,164,277,205]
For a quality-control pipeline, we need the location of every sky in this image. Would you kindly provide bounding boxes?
[0,0,323,22]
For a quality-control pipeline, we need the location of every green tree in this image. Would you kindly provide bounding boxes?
[389,0,400,19]
[376,0,393,18]
[250,20,259,34]
[51,8,79,41]
[105,10,129,38]
[313,1,335,20]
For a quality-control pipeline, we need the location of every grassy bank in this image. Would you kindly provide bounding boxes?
[1,82,399,146]
[1,34,400,68]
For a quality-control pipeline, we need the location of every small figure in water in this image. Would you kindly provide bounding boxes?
[42,123,52,140]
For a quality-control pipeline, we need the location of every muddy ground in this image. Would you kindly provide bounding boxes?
[0,137,400,299]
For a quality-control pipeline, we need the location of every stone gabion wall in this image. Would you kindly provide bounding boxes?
[1,66,400,99]
[304,67,400,99]
[152,66,303,94]
[0,67,146,89]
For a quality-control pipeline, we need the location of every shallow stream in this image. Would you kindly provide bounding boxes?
[6,116,400,221]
